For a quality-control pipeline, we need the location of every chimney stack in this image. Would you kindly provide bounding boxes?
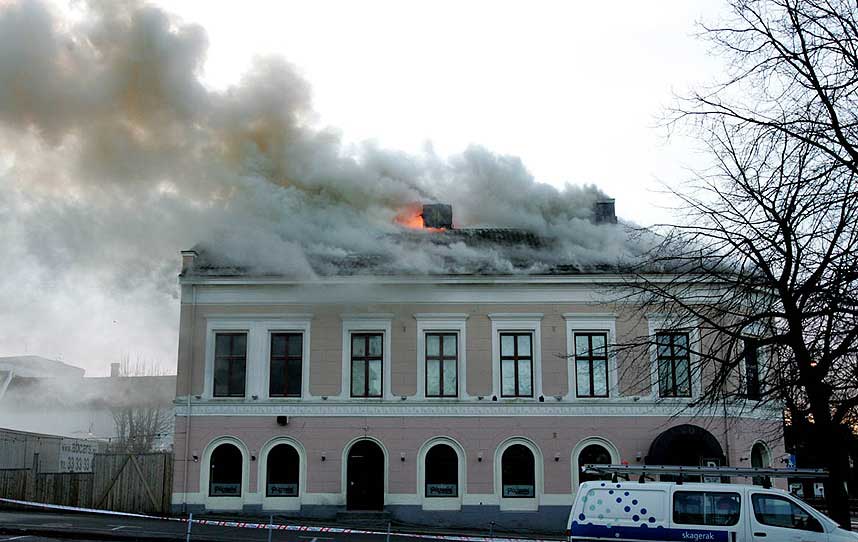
[422,203,453,229]
[110,362,120,378]
[180,250,198,274]
[593,199,617,224]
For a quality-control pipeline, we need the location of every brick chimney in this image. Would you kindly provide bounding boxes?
[593,199,617,224]
[110,362,120,378]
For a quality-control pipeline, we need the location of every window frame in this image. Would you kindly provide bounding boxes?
[207,442,244,498]
[340,315,392,400]
[672,490,742,527]
[415,314,468,400]
[499,332,534,398]
[656,331,692,398]
[573,332,610,398]
[424,443,459,498]
[268,332,304,398]
[564,314,618,401]
[751,493,825,533]
[212,332,248,398]
[743,337,762,400]
[646,316,701,400]
[265,443,301,498]
[490,314,543,400]
[350,332,384,398]
[425,332,458,398]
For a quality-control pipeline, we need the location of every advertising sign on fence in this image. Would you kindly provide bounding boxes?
[58,438,98,472]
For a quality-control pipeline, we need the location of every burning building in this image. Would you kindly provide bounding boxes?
[171,202,782,530]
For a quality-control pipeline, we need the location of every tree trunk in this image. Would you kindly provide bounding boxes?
[808,396,852,528]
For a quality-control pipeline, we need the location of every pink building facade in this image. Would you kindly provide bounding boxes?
[171,255,784,530]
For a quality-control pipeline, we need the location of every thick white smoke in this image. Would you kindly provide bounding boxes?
[0,0,638,372]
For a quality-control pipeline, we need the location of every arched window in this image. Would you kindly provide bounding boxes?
[267,444,300,497]
[751,442,771,486]
[577,443,613,485]
[501,444,535,498]
[209,443,242,496]
[425,444,458,497]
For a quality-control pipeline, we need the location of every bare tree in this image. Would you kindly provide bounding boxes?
[627,0,858,528]
[110,355,173,454]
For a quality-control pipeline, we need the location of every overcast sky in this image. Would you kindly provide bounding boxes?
[0,0,729,375]
[164,0,724,225]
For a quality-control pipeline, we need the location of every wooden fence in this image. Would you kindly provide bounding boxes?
[0,452,172,515]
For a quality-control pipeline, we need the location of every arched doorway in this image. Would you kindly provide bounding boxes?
[346,440,385,510]
[646,424,725,482]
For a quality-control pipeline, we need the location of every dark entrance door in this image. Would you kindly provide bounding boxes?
[346,440,384,510]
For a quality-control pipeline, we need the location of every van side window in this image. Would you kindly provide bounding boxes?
[751,494,824,532]
[673,491,740,526]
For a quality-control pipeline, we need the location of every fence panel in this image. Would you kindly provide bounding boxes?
[92,452,172,515]
[34,472,92,508]
[0,469,28,500]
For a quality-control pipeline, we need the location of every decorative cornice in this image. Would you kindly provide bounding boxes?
[174,399,781,420]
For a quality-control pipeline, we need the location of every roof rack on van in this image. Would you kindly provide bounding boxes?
[582,464,828,488]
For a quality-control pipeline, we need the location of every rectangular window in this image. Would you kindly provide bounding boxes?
[426,333,457,397]
[574,332,609,397]
[500,333,533,397]
[351,333,383,397]
[656,332,691,398]
[269,333,303,397]
[673,491,741,526]
[213,333,247,397]
[744,338,761,400]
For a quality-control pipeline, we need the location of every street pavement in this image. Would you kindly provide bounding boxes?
[0,509,558,542]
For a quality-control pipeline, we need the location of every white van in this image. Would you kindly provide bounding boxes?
[567,480,857,541]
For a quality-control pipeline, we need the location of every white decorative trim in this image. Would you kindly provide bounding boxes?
[570,436,621,491]
[414,314,469,400]
[563,314,618,401]
[342,437,389,506]
[261,319,312,401]
[750,440,772,468]
[340,317,393,400]
[416,436,467,511]
[494,437,543,511]
[258,437,306,511]
[203,316,313,401]
[175,399,781,420]
[199,436,251,511]
[646,315,702,401]
[490,316,543,400]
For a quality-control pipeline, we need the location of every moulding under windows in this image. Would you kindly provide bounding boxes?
[174,399,781,420]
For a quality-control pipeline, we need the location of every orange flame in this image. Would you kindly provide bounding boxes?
[394,203,446,232]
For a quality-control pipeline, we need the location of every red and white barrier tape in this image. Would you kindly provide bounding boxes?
[0,497,559,542]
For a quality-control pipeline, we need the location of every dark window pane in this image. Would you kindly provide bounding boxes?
[272,334,286,356]
[232,334,246,355]
[214,357,229,396]
[286,358,302,396]
[266,444,299,497]
[287,335,302,356]
[229,361,245,396]
[269,358,285,396]
[209,443,242,496]
[751,494,822,532]
[216,334,232,355]
[501,444,535,498]
[578,444,613,484]
[425,444,458,497]
[674,491,740,526]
